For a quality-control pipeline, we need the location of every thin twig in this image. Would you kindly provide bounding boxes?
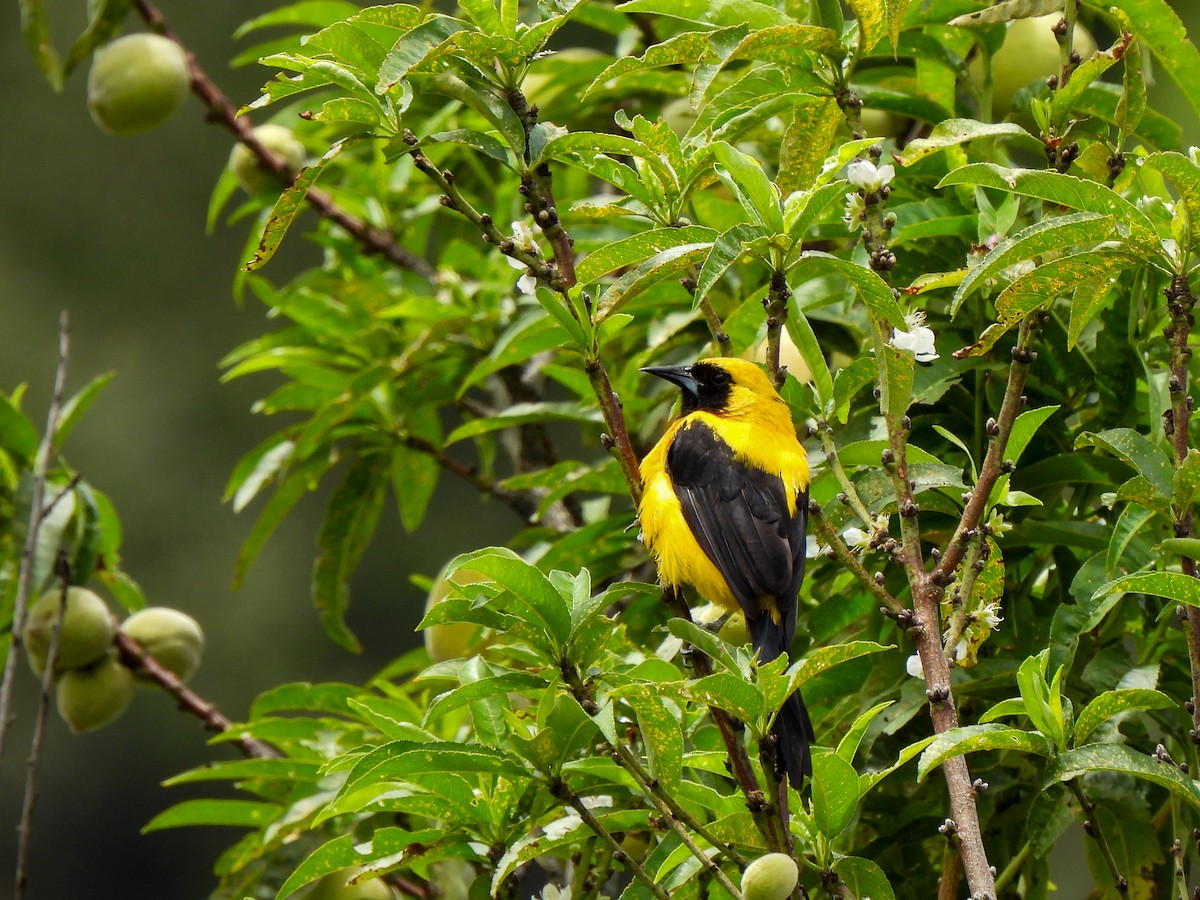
[0,311,71,768]
[808,504,905,616]
[552,780,671,900]
[1068,781,1127,893]
[113,631,278,760]
[764,270,790,388]
[132,0,434,281]
[15,575,69,900]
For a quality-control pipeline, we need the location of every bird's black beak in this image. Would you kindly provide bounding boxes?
[641,365,699,399]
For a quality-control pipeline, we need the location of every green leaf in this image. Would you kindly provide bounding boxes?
[313,455,389,652]
[1074,689,1174,744]
[0,393,39,464]
[428,72,526,159]
[847,0,886,52]
[392,445,439,534]
[693,224,768,306]
[447,548,573,652]
[424,672,549,724]
[951,212,1119,316]
[164,758,324,786]
[621,684,684,790]
[689,672,764,722]
[594,243,712,321]
[1116,28,1147,140]
[445,402,602,444]
[1016,654,1065,749]
[377,14,468,90]
[19,0,62,90]
[937,164,1158,246]
[1159,537,1200,562]
[143,800,281,833]
[614,0,793,29]
[836,701,894,765]
[710,141,784,233]
[895,118,1030,167]
[795,251,907,327]
[276,827,416,899]
[833,856,897,900]
[1091,0,1200,122]
[1145,152,1200,247]
[994,249,1143,325]
[811,749,860,837]
[1048,743,1200,813]
[1074,428,1173,499]
[917,724,1054,782]
[1099,571,1200,608]
[665,618,741,674]
[785,308,833,408]
[245,142,347,271]
[234,1,361,38]
[577,226,718,284]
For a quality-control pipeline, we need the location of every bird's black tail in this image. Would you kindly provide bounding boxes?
[749,610,814,785]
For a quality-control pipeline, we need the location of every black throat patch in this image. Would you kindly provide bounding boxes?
[680,361,734,415]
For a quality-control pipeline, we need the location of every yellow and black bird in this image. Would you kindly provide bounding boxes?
[639,357,814,784]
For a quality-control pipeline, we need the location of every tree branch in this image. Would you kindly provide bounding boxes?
[132,0,434,281]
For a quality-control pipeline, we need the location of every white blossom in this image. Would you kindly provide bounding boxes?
[891,309,939,363]
[843,191,866,230]
[843,527,871,551]
[905,653,924,679]
[516,270,539,295]
[846,159,895,192]
[976,601,1004,631]
[952,637,969,662]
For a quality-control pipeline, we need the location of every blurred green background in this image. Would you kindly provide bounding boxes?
[1,2,1199,898]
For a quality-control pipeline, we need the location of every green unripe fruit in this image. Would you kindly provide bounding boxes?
[23,587,115,676]
[87,34,190,136]
[423,566,490,662]
[741,853,799,900]
[308,869,396,899]
[969,14,1098,115]
[229,124,307,195]
[121,607,205,683]
[56,654,135,733]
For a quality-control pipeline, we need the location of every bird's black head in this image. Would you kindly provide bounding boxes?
[641,360,734,414]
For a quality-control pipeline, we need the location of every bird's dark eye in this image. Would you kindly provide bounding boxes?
[711,370,731,385]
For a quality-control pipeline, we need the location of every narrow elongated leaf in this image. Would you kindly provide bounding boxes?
[1048,743,1200,812]
[577,226,717,284]
[143,800,281,832]
[424,672,550,724]
[246,143,348,271]
[446,402,602,444]
[614,0,792,28]
[811,750,860,837]
[995,249,1142,323]
[1074,428,1173,498]
[621,684,684,790]
[313,455,389,651]
[896,119,1029,167]
[276,827,418,899]
[1093,0,1200,121]
[834,856,897,900]
[938,164,1158,246]
[428,72,526,158]
[711,141,784,233]
[377,15,468,89]
[693,224,768,306]
[1074,689,1174,744]
[785,308,833,405]
[917,724,1053,782]
[796,252,906,327]
[1099,571,1200,608]
[447,548,573,651]
[689,672,763,721]
[595,244,712,321]
[951,212,1116,314]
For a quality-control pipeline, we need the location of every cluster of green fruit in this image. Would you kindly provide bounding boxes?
[87,32,306,193]
[23,587,204,734]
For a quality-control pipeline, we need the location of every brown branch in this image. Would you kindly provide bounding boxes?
[586,359,644,506]
[132,0,434,281]
[764,270,789,388]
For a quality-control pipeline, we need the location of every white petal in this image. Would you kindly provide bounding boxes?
[905,654,925,678]
[517,271,539,295]
[846,159,877,189]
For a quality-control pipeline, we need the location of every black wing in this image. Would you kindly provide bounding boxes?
[666,420,807,652]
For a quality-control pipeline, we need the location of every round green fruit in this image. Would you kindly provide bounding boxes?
[121,607,205,683]
[87,33,190,136]
[23,586,114,676]
[742,852,799,900]
[56,654,135,734]
[423,566,490,662]
[308,869,395,899]
[229,124,307,195]
[971,14,1098,115]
